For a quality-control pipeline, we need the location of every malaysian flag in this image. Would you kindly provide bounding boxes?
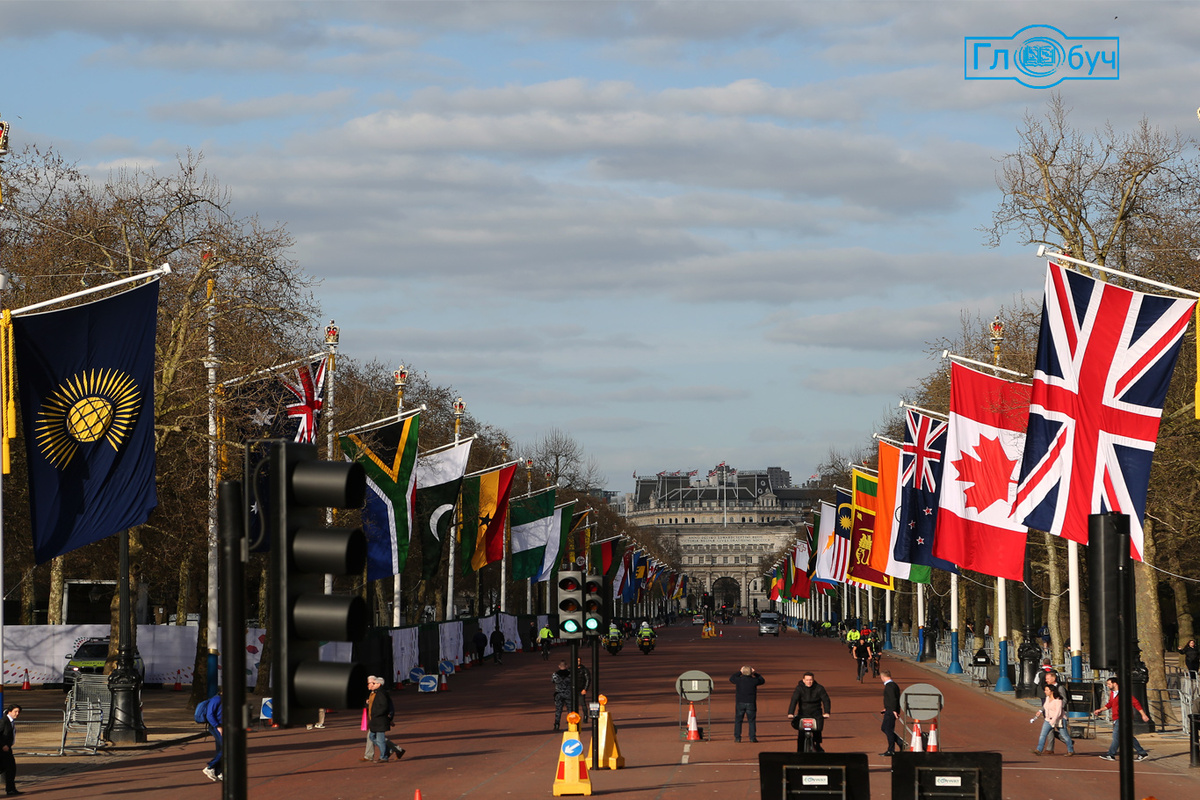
[1014,261,1196,559]
[813,499,851,584]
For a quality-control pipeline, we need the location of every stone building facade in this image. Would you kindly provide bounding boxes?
[623,466,825,612]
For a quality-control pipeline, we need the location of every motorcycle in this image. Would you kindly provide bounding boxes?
[638,634,655,655]
[605,633,623,655]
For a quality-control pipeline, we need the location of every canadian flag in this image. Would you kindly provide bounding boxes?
[932,362,1031,581]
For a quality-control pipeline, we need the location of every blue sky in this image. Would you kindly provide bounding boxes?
[3,1,1194,493]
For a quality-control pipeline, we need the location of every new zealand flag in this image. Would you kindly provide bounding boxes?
[895,409,958,573]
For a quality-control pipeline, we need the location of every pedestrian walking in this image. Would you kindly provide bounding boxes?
[1095,676,1150,761]
[575,656,591,711]
[201,692,223,782]
[0,705,21,796]
[1032,682,1074,756]
[787,672,831,752]
[490,627,506,664]
[729,666,765,743]
[365,676,405,763]
[879,671,901,756]
[473,629,488,665]
[552,661,572,730]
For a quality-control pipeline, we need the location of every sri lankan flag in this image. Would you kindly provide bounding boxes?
[845,468,894,589]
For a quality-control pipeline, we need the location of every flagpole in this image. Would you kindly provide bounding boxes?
[205,274,220,697]
[392,367,407,627]
[219,350,328,388]
[1035,245,1200,299]
[324,323,339,597]
[446,398,465,621]
[988,320,1015,693]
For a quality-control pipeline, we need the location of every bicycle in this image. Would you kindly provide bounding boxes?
[856,656,870,683]
[796,718,818,753]
[871,653,882,679]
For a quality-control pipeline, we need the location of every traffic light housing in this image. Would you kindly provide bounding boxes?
[557,570,585,640]
[582,575,604,636]
[260,440,370,727]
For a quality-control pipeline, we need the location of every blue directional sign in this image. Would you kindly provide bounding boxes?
[562,738,584,758]
[408,667,426,683]
[438,659,455,675]
[418,675,439,693]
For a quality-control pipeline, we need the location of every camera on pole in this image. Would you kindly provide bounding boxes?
[256,439,370,727]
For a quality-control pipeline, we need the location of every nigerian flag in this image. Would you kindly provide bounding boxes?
[510,488,557,581]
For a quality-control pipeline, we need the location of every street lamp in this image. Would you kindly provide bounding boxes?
[453,397,465,442]
[393,365,408,415]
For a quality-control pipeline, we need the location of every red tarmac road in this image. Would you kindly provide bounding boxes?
[17,620,1200,799]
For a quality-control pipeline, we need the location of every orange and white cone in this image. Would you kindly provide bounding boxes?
[909,720,924,752]
[926,720,939,752]
[438,671,450,692]
[686,702,701,741]
[21,670,30,691]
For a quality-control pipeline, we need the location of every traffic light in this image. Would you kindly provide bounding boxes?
[261,440,370,727]
[582,575,604,636]
[557,570,585,640]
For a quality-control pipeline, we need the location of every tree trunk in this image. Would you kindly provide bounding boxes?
[1163,548,1194,648]
[20,566,35,625]
[176,560,190,625]
[1136,518,1175,727]
[47,556,65,625]
[255,563,272,696]
[1044,532,1064,663]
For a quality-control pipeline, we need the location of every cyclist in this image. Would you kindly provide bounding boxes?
[787,672,832,752]
[853,636,873,683]
[537,623,554,660]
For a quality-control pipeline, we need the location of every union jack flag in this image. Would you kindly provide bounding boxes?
[1013,262,1196,560]
[279,358,328,444]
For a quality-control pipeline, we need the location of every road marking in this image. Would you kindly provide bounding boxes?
[681,743,690,764]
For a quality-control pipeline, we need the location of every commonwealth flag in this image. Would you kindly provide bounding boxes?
[340,413,420,581]
[10,281,160,563]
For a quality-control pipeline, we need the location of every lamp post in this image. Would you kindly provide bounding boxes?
[990,317,1015,693]
[394,365,407,415]
[445,397,466,621]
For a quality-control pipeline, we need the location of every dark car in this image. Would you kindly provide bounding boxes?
[63,638,145,686]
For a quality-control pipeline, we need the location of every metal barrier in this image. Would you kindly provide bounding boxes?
[61,674,113,753]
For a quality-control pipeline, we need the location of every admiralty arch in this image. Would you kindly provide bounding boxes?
[622,466,824,612]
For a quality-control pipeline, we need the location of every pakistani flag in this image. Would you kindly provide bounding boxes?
[535,501,576,582]
[510,489,557,581]
[339,413,420,581]
[415,439,473,581]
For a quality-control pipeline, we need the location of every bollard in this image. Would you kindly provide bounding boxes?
[1189,713,1200,768]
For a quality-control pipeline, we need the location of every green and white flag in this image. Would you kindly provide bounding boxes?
[536,501,576,582]
[510,488,557,581]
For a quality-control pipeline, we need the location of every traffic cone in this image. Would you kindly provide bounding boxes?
[909,720,924,752]
[686,702,701,741]
[21,670,30,691]
[414,791,422,800]
[438,671,450,692]
[173,679,182,691]
[926,719,939,752]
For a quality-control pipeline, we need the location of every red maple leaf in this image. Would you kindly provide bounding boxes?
[952,435,1017,512]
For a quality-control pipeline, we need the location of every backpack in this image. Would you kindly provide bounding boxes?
[194,697,212,724]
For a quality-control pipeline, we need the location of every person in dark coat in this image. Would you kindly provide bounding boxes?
[0,705,21,796]
[729,666,765,742]
[473,629,488,665]
[366,676,404,763]
[552,661,572,730]
[879,671,902,756]
[490,627,506,664]
[1179,638,1199,677]
[787,672,831,751]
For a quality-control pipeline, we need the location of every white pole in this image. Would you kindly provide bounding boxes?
[950,573,959,635]
[205,278,219,680]
[1068,540,1082,679]
[916,583,925,629]
[867,587,875,622]
[997,577,1007,654]
[886,588,893,624]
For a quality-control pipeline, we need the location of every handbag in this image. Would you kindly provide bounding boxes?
[361,708,369,732]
